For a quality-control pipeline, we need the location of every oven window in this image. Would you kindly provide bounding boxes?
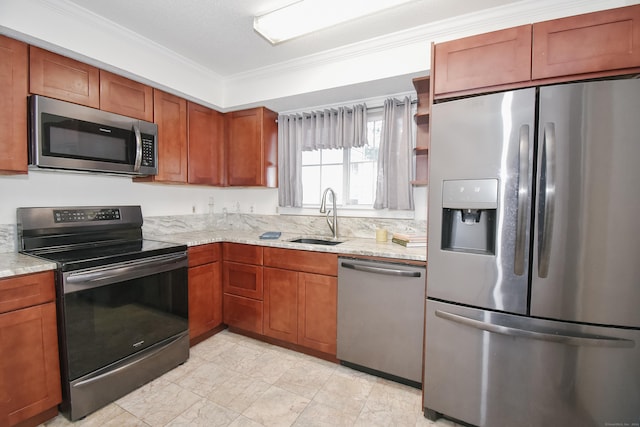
[63,267,188,381]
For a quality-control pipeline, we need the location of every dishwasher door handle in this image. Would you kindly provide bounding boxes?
[340,261,422,277]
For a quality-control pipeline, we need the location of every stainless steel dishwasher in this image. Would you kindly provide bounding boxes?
[337,257,426,386]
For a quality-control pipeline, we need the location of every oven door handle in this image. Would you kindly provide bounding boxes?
[64,252,187,293]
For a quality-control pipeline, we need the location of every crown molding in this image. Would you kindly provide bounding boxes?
[225,0,631,83]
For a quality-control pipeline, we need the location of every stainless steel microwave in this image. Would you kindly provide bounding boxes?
[29,95,158,176]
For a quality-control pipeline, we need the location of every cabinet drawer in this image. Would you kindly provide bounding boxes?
[264,247,337,276]
[29,46,99,108]
[0,271,55,314]
[223,243,263,265]
[223,293,263,334]
[223,261,263,299]
[533,5,640,79]
[433,25,532,97]
[188,243,221,267]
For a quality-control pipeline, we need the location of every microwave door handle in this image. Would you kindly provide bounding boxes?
[133,124,142,172]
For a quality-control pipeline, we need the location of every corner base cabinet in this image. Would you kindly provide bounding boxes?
[0,271,61,427]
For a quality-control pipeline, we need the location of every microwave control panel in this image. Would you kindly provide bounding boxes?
[141,135,156,167]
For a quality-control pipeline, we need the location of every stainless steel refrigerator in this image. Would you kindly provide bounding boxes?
[423,78,640,427]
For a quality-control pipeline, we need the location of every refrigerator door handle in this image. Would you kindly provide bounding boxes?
[435,309,634,348]
[514,124,529,275]
[538,123,556,278]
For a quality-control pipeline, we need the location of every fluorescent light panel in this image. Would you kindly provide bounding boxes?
[254,0,416,44]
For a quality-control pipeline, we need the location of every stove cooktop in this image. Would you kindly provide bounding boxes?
[24,239,187,272]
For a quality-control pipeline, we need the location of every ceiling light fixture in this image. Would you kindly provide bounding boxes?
[253,0,416,45]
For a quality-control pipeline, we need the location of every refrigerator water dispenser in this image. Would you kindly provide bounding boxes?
[441,179,498,254]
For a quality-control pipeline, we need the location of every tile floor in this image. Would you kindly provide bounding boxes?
[42,330,463,427]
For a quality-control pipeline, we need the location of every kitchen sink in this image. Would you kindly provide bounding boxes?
[288,238,343,246]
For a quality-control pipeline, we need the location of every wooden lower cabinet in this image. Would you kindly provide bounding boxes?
[262,248,338,356]
[222,245,337,357]
[0,272,61,427]
[263,267,298,342]
[188,244,222,344]
[223,293,263,335]
[297,272,337,355]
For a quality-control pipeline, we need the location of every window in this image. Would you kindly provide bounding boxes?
[301,111,383,208]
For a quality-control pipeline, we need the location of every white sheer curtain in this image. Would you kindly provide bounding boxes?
[374,97,414,210]
[278,104,367,207]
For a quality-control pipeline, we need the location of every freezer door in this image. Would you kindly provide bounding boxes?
[531,79,640,328]
[427,88,535,314]
[423,300,640,427]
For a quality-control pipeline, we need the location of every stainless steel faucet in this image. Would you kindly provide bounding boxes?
[319,187,338,239]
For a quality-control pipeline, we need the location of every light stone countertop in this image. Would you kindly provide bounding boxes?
[0,252,56,279]
[0,230,426,279]
[150,230,427,263]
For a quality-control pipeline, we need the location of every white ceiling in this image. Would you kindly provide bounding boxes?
[64,0,520,78]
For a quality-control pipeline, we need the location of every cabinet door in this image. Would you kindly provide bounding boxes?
[223,293,263,334]
[298,273,337,355]
[263,268,298,343]
[226,107,277,187]
[223,261,263,299]
[152,89,187,183]
[533,5,640,79]
[29,46,99,108]
[188,262,222,341]
[0,36,28,174]
[99,70,153,121]
[433,25,532,97]
[0,302,61,426]
[188,102,224,185]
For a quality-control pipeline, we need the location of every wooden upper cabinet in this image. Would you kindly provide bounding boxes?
[433,25,533,97]
[0,36,28,174]
[99,70,153,121]
[533,4,640,80]
[149,89,187,183]
[29,46,99,108]
[188,102,224,185]
[226,107,278,187]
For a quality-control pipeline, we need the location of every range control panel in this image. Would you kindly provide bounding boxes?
[53,208,121,223]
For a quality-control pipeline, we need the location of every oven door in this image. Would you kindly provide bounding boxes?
[60,252,188,382]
